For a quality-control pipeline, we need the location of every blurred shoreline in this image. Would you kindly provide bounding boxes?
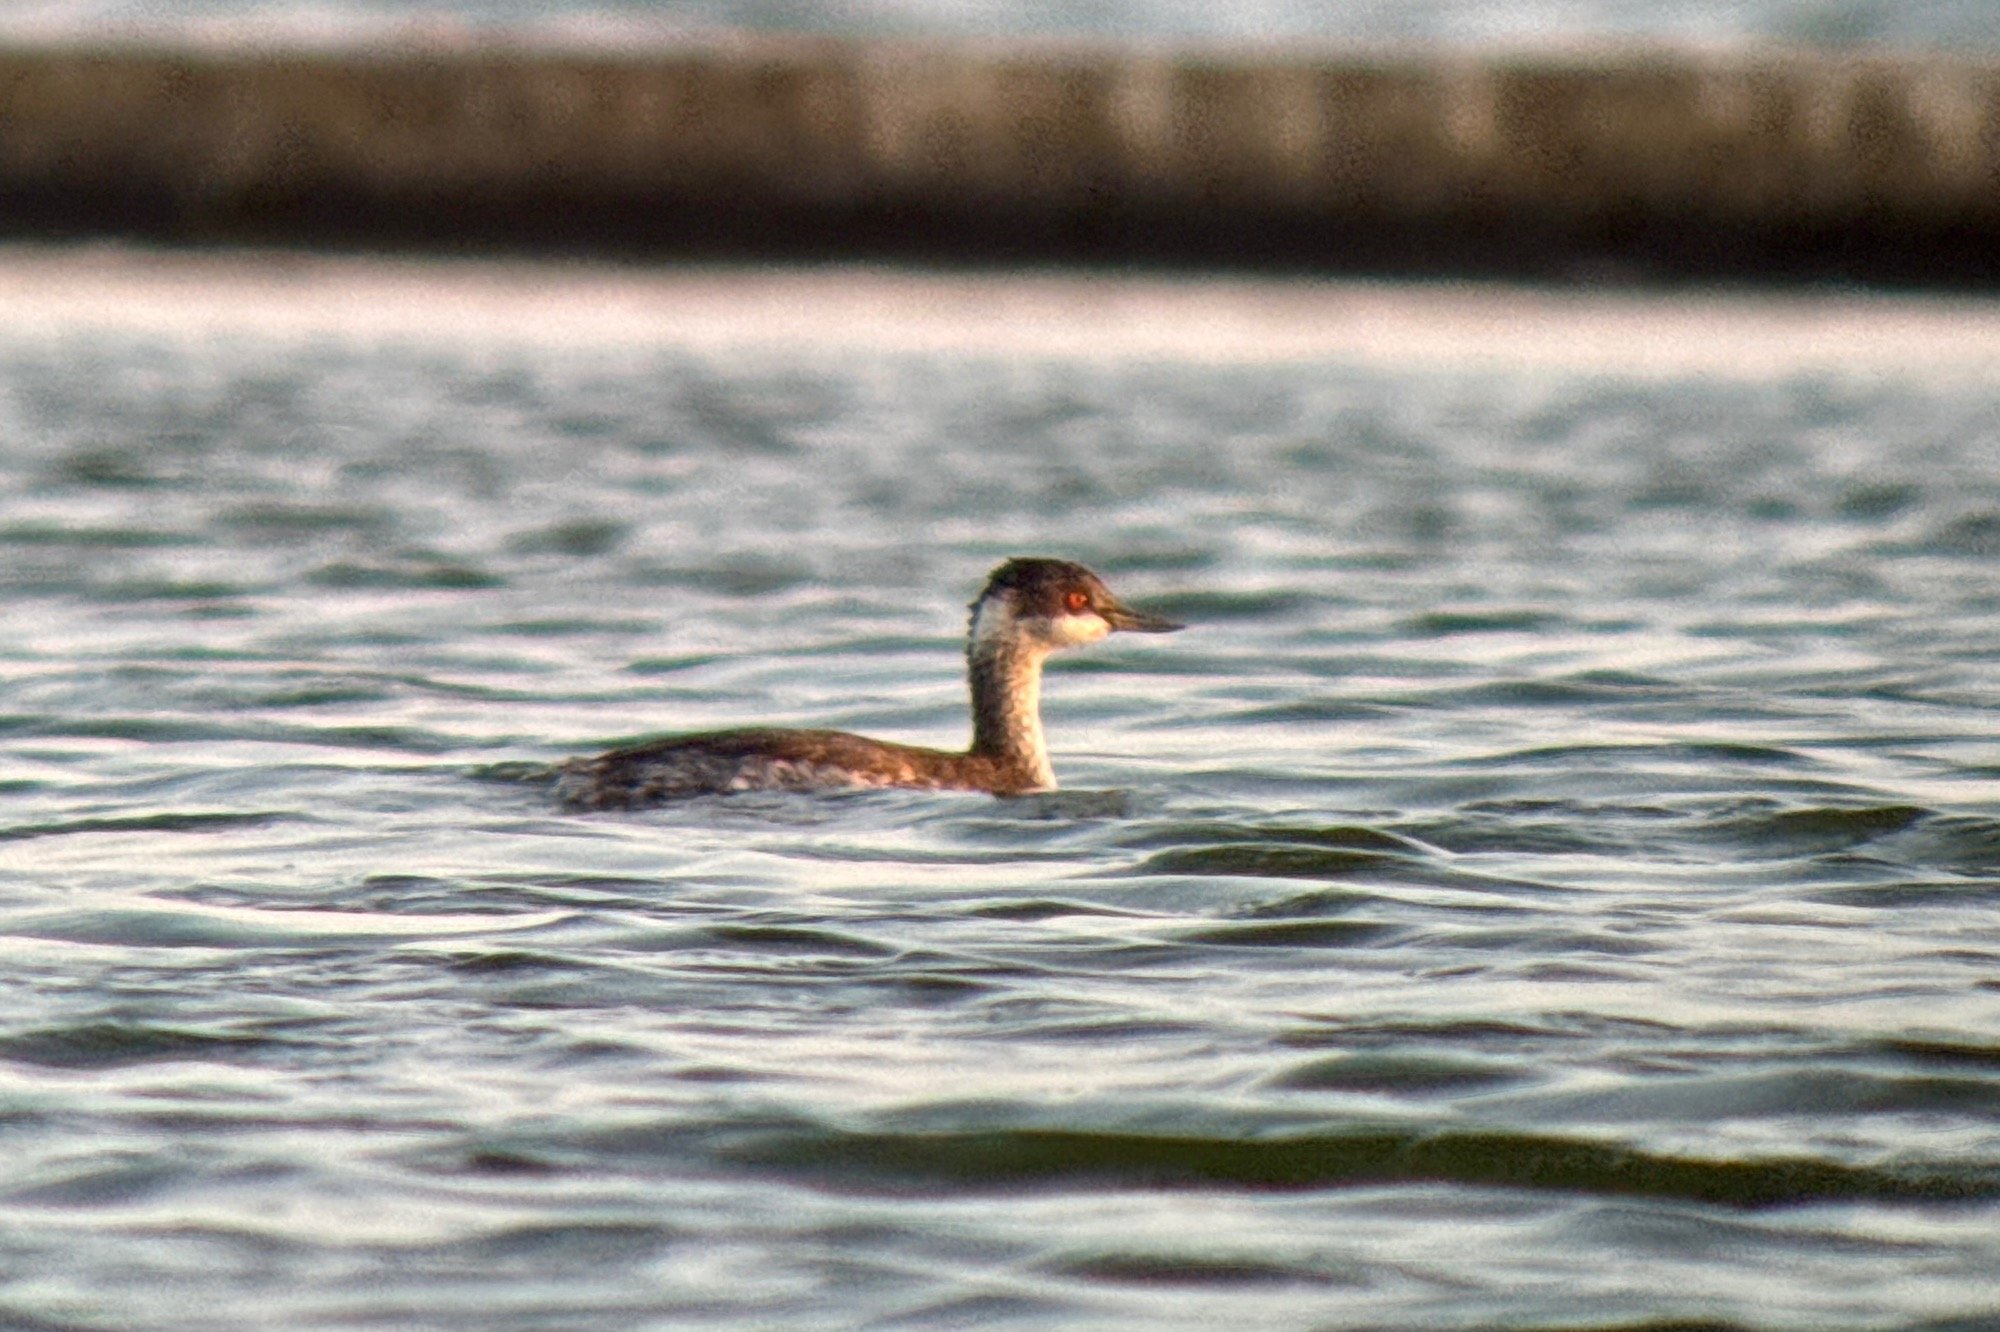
[0,34,1995,285]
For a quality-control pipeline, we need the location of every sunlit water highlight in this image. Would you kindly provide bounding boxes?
[3,249,2000,1329]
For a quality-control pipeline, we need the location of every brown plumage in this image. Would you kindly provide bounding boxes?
[556,558,1182,808]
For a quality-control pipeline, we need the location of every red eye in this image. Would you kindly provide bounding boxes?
[1064,590,1090,613]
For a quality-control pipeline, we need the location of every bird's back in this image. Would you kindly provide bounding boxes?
[554,727,1027,808]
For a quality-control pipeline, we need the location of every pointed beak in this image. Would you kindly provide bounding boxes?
[1100,600,1184,634]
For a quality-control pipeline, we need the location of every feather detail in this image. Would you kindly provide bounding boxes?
[558,558,1178,808]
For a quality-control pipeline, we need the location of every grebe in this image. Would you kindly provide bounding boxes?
[557,558,1182,808]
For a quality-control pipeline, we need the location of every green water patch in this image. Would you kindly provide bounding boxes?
[1120,824,1431,883]
[434,948,676,1012]
[0,713,462,753]
[1132,845,1407,880]
[444,948,586,975]
[1274,1015,1601,1052]
[1,1151,213,1209]
[702,923,899,958]
[278,722,473,754]
[0,714,220,742]
[1218,697,1415,725]
[0,1020,295,1070]
[968,898,1158,921]
[0,810,284,842]
[1425,678,1694,710]
[1266,1051,1529,1095]
[47,447,175,489]
[1225,887,1376,918]
[472,873,697,910]
[1804,880,2000,908]
[1118,829,1570,900]
[865,972,996,1004]
[491,616,661,638]
[1172,919,1402,948]
[1705,804,1929,857]
[1399,815,1613,857]
[1049,1251,1342,1287]
[0,522,198,548]
[1458,926,1663,957]
[1836,481,1923,520]
[1873,814,2000,873]
[338,871,650,920]
[307,559,505,590]
[507,518,629,557]
[92,578,253,603]
[449,1219,684,1266]
[468,760,563,787]
[1402,609,1566,637]
[1913,511,2000,557]
[216,501,394,536]
[632,561,814,596]
[1123,823,1424,855]
[246,681,401,707]
[621,652,734,677]
[1852,1036,2000,1074]
[996,790,1139,820]
[726,1123,2000,1209]
[1457,740,1814,769]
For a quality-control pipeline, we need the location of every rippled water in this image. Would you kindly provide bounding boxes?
[5,256,2000,1329]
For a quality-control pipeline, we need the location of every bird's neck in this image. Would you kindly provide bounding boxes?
[966,620,1054,790]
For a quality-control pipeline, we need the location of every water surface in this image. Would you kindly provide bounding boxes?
[4,252,2000,1329]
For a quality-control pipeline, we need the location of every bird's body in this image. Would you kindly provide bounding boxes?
[557,558,1180,808]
